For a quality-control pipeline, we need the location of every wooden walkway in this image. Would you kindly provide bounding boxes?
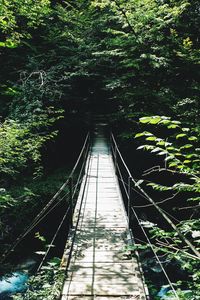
[61,126,148,300]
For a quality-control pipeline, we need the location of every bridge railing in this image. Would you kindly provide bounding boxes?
[110,132,179,300]
[36,132,91,271]
[1,132,91,272]
[110,133,133,227]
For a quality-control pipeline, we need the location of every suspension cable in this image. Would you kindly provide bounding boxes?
[1,133,90,263]
[111,133,132,177]
[37,206,71,272]
[64,146,92,275]
[114,151,179,298]
[131,206,179,299]
[36,144,89,273]
[117,175,180,223]
[22,148,91,299]
[111,132,200,259]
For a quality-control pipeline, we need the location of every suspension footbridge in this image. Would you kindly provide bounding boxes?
[60,124,148,299]
[1,122,182,300]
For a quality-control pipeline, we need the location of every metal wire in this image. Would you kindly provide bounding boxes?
[131,206,179,299]
[37,206,71,272]
[1,133,90,263]
[110,132,180,299]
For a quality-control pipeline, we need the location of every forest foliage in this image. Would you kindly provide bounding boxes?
[0,0,199,298]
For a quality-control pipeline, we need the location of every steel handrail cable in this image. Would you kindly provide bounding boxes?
[116,162,129,198]
[22,168,89,298]
[61,148,92,299]
[62,165,92,299]
[112,135,184,299]
[117,175,180,223]
[18,176,82,241]
[22,208,71,300]
[37,206,71,272]
[11,157,87,252]
[25,155,91,299]
[66,149,92,268]
[68,133,90,179]
[72,141,90,201]
[111,133,132,178]
[65,154,93,278]
[112,135,159,204]
[115,154,149,298]
[115,157,179,298]
[18,191,71,241]
[1,133,90,263]
[2,158,87,263]
[28,132,90,227]
[111,132,200,259]
[131,206,180,299]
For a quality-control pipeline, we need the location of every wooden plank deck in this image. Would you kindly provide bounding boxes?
[61,127,148,300]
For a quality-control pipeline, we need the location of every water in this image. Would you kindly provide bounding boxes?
[0,272,28,299]
[0,258,37,299]
[157,285,192,299]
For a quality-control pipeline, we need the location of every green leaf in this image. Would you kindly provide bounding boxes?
[172,120,181,125]
[139,116,161,124]
[177,165,184,169]
[135,132,146,138]
[175,153,183,156]
[139,117,151,123]
[169,162,178,167]
[167,146,176,151]
[188,136,198,141]
[135,131,153,138]
[137,145,146,150]
[176,133,187,139]
[167,124,179,129]
[183,160,191,164]
[146,136,157,141]
[159,119,171,125]
[180,144,193,149]
[0,41,6,47]
[156,140,165,146]
[149,117,161,124]
[165,155,175,161]
[151,147,162,153]
[158,151,168,155]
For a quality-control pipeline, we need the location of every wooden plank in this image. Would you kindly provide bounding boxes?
[62,282,140,296]
[65,297,141,300]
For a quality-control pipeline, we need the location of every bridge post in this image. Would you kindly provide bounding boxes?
[69,176,73,228]
[128,176,132,228]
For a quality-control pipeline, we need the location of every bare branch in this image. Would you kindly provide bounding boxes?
[157,241,198,260]
[177,204,200,210]
[133,192,179,208]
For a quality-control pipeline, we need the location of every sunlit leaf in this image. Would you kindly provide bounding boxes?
[176,133,187,139]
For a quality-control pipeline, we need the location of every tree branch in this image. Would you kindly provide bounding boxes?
[112,0,138,39]
[133,178,200,259]
[177,204,200,210]
[157,241,198,260]
[133,192,179,208]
